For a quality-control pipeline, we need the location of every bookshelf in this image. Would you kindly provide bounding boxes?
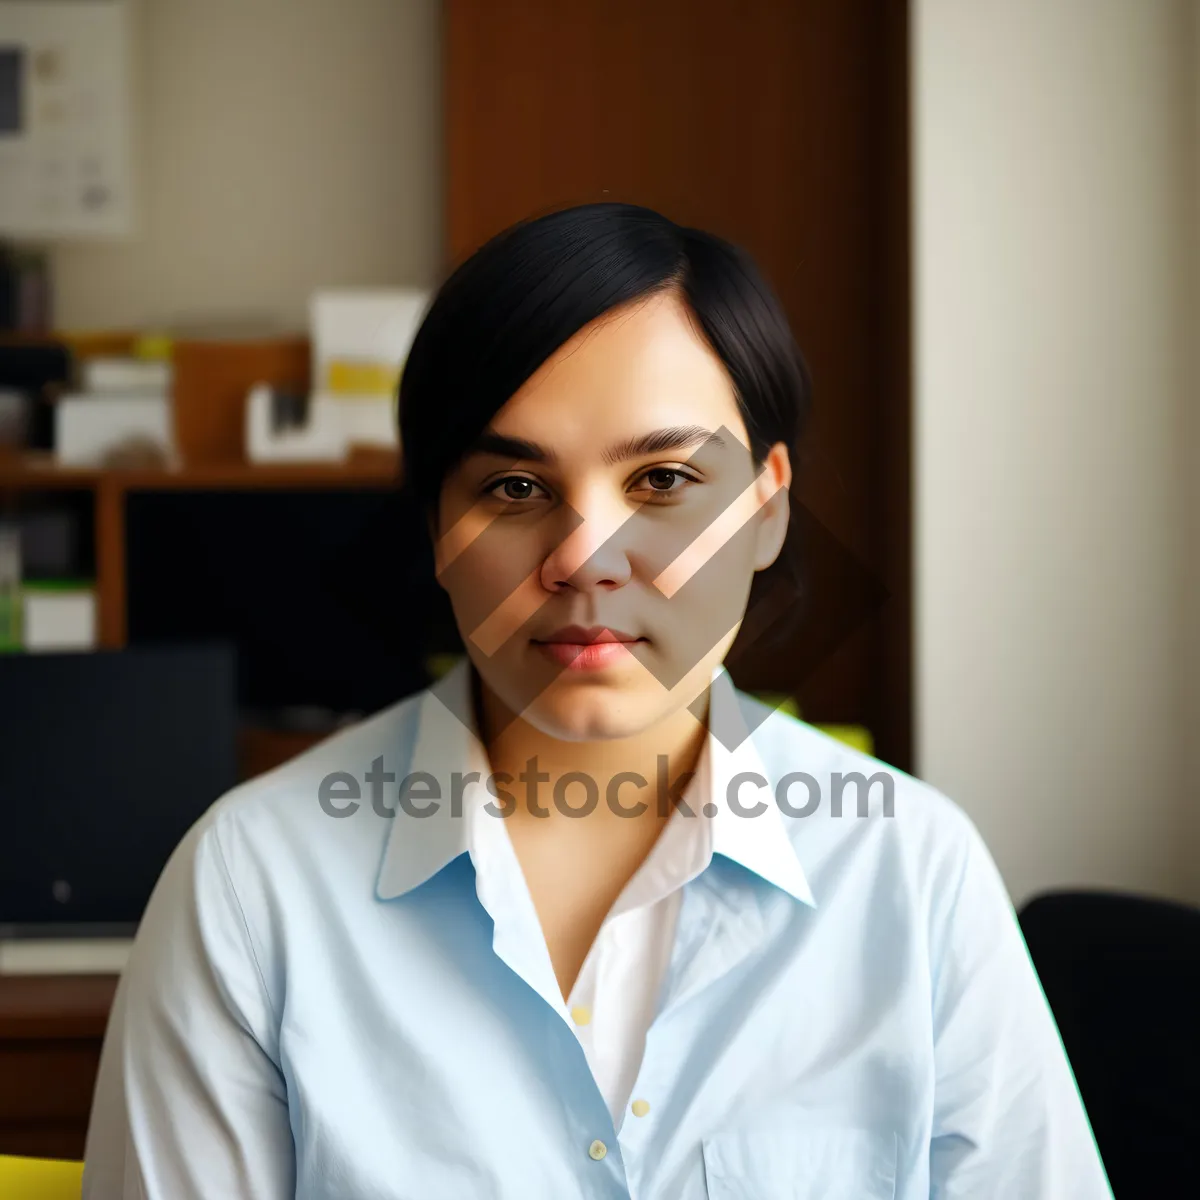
[1,448,405,779]
[0,448,401,647]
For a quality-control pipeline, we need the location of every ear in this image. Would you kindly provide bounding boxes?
[752,442,792,571]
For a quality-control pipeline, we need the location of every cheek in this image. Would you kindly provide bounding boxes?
[649,485,763,596]
[638,518,758,692]
[436,516,546,652]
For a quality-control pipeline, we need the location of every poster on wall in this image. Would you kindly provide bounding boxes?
[0,0,133,238]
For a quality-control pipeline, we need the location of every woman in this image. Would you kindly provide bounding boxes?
[84,204,1111,1198]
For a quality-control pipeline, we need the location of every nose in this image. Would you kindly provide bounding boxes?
[540,490,633,593]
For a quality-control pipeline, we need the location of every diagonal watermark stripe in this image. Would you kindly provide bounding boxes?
[651,474,777,600]
[437,427,765,737]
[425,423,889,750]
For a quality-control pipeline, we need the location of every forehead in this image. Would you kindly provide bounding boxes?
[492,291,746,446]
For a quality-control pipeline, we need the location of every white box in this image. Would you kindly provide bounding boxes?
[55,393,173,465]
[315,393,399,448]
[245,384,348,463]
[311,289,429,382]
[23,587,96,650]
[83,357,171,395]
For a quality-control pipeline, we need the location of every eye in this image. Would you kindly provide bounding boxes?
[485,475,549,503]
[632,466,699,496]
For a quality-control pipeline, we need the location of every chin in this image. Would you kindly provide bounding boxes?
[523,692,655,743]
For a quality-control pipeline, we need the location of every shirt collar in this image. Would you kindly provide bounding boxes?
[375,656,481,900]
[375,656,815,908]
[704,664,816,907]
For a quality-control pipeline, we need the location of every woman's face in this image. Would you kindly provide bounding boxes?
[435,290,792,743]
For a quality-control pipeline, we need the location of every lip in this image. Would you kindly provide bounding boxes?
[531,625,646,672]
[535,625,641,645]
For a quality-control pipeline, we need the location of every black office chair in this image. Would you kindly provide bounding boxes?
[1018,889,1200,1197]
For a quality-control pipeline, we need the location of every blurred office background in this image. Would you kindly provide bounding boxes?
[14,0,1193,908]
[0,0,1198,1176]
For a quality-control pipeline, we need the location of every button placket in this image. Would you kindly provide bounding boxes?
[616,1006,672,1152]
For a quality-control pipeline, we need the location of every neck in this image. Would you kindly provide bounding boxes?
[476,678,710,832]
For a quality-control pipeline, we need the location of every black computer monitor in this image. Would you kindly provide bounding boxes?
[124,489,447,717]
[0,643,237,936]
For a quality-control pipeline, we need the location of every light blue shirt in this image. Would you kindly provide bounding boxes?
[84,660,1112,1198]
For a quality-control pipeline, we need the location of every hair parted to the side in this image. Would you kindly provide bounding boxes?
[396,201,814,659]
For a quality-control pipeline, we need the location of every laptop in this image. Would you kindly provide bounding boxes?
[0,643,237,939]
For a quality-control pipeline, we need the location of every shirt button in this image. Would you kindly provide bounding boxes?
[631,1098,651,1117]
[588,1139,607,1161]
[571,1005,592,1026]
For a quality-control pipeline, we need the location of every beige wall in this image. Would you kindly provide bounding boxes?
[49,0,442,332]
[913,0,1198,906]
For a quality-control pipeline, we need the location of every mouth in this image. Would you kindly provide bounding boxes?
[530,625,648,672]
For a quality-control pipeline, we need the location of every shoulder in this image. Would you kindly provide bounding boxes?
[205,689,424,854]
[127,689,429,1009]
[149,689,427,929]
[738,690,994,913]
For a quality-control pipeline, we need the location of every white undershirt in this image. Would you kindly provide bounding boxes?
[473,745,716,1126]
[563,762,712,1123]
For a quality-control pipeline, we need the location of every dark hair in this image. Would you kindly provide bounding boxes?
[399,202,811,515]
[397,202,813,665]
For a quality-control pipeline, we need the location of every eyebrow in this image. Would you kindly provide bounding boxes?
[465,424,726,467]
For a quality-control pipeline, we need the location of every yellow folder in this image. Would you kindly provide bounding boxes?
[0,1155,83,1199]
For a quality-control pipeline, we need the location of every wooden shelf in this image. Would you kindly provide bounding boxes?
[0,974,118,1041]
[0,449,402,492]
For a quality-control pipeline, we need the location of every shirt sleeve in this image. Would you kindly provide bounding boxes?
[82,815,295,1200]
[928,814,1114,1199]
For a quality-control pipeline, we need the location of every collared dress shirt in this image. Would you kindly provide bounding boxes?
[469,696,744,1125]
[83,659,1113,1199]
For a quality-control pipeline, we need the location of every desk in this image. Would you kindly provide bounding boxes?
[0,974,118,1159]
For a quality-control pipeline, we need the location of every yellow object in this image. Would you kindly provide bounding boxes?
[587,1139,607,1161]
[814,724,876,756]
[425,653,464,681]
[0,1155,83,1199]
[631,1098,651,1117]
[325,359,400,396]
[753,692,802,720]
[570,1005,592,1026]
[133,333,173,361]
[750,692,875,756]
